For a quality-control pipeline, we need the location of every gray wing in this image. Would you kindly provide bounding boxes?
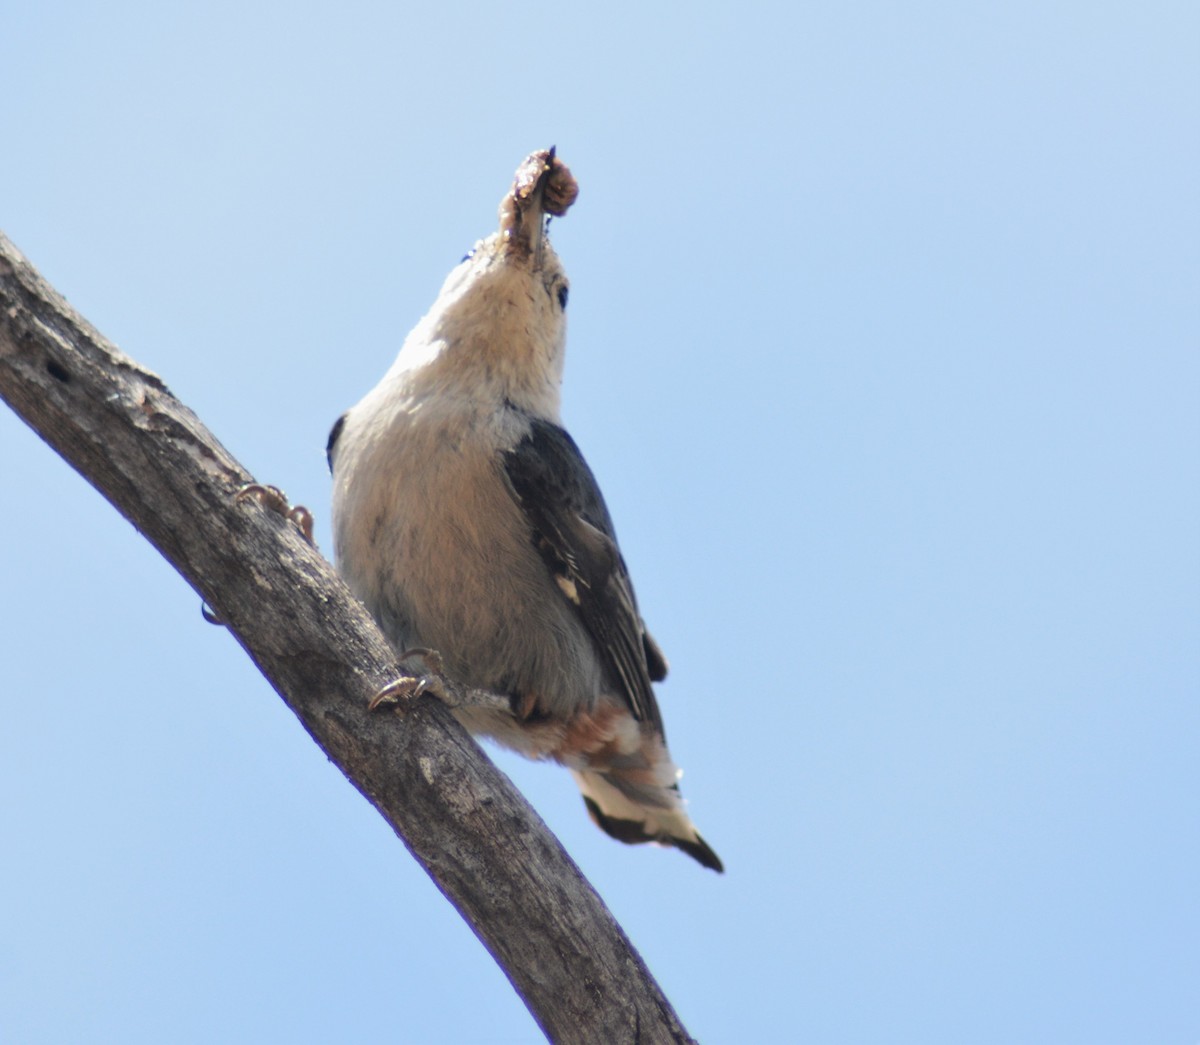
[502,415,668,732]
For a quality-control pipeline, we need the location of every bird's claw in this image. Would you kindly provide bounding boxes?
[368,647,451,711]
[236,483,315,544]
[368,671,450,712]
[205,483,315,625]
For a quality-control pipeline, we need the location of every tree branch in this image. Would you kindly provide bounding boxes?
[0,231,696,1045]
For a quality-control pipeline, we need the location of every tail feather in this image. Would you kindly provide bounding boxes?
[573,770,724,873]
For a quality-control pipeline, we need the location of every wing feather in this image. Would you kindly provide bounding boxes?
[502,416,666,733]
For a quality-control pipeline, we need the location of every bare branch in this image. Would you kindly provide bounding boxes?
[0,232,696,1045]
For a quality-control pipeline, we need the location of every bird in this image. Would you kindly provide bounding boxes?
[327,148,721,872]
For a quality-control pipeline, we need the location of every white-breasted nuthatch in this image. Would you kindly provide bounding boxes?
[327,149,721,872]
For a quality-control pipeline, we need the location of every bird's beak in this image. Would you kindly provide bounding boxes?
[498,147,578,265]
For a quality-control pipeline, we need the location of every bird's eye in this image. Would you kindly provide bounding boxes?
[460,248,475,263]
[557,284,569,309]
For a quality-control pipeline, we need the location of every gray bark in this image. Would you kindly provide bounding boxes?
[0,231,696,1045]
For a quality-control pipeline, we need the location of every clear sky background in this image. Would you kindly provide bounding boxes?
[2,3,1197,1043]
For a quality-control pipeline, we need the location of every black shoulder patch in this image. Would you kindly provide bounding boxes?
[326,413,347,473]
[505,416,615,533]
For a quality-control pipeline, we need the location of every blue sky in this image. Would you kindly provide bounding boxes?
[2,3,1197,1042]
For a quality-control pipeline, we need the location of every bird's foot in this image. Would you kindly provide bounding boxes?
[368,647,450,711]
[367,648,512,715]
[204,483,316,625]
[368,672,449,711]
[236,483,315,544]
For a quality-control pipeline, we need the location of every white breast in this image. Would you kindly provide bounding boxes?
[330,378,603,725]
